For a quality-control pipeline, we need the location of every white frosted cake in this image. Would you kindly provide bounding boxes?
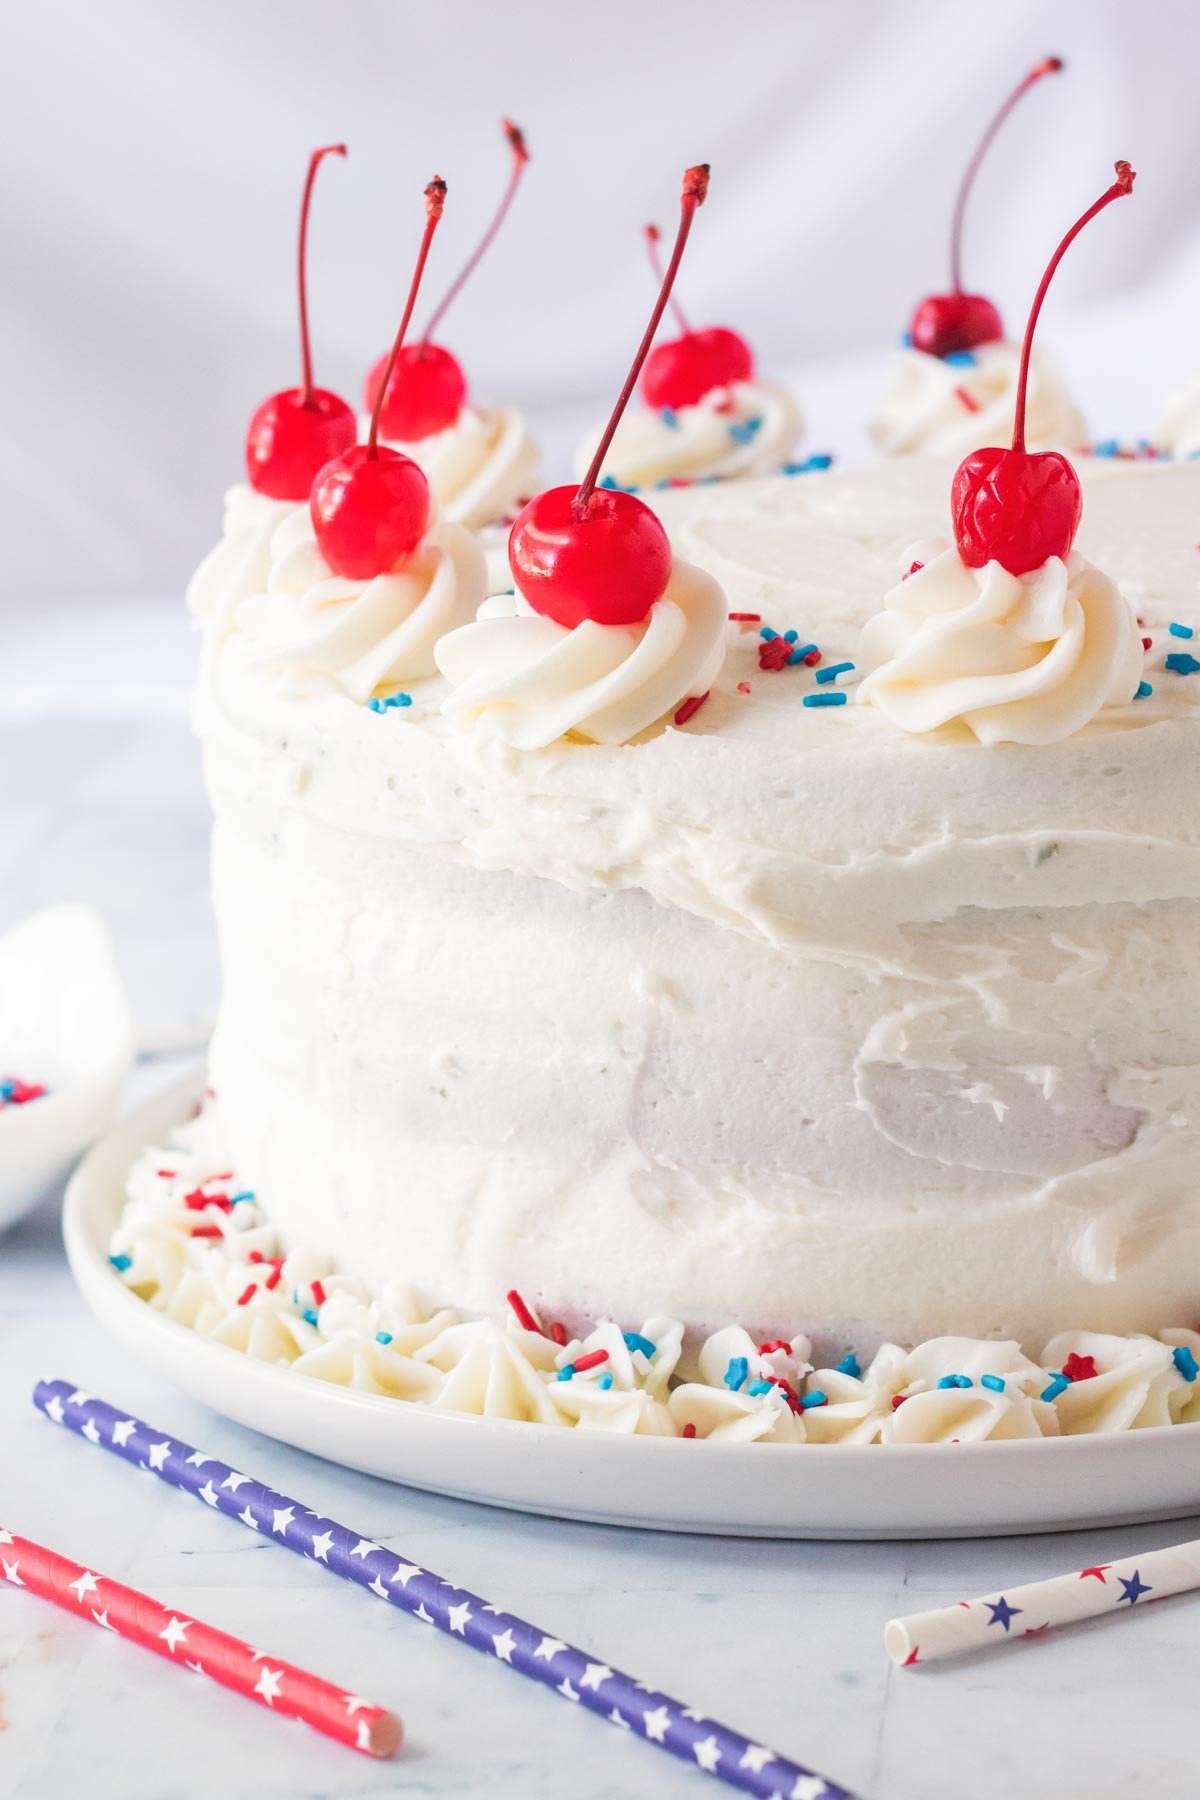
[187,456,1200,1357]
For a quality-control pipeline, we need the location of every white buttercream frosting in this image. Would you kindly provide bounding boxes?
[857,538,1144,745]
[435,557,728,749]
[228,505,485,702]
[1157,374,1200,460]
[573,380,802,488]
[373,404,540,532]
[870,343,1087,458]
[186,484,299,642]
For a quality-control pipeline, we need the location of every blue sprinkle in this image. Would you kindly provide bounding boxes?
[835,1352,861,1380]
[1135,680,1153,700]
[727,421,758,445]
[599,474,620,489]
[375,1331,394,1346]
[781,454,834,475]
[1041,1374,1071,1402]
[1190,448,1200,461]
[783,630,799,644]
[598,1371,614,1390]
[981,1374,1006,1394]
[943,350,978,368]
[786,642,818,665]
[1166,652,1200,676]
[1173,1345,1200,1382]
[367,697,385,713]
[387,692,413,709]
[800,1390,828,1410]
[759,627,778,642]
[0,1081,13,1100]
[660,407,679,429]
[803,691,847,708]
[724,1356,750,1393]
[654,479,671,489]
[229,1190,256,1205]
[556,1364,577,1382]
[623,1332,657,1358]
[1093,438,1120,458]
[936,1374,968,1391]
[302,1308,319,1327]
[899,330,913,348]
[746,1380,773,1397]
[1169,622,1195,639]
[109,1253,132,1273]
[816,661,855,685]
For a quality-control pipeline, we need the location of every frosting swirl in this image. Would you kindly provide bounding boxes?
[435,555,727,749]
[869,343,1086,458]
[857,538,1143,745]
[230,506,485,702]
[1157,374,1200,459]
[573,380,802,488]
[187,485,298,641]
[375,404,540,531]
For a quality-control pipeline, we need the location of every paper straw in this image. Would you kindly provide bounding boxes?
[35,1379,854,1800]
[0,1525,401,1755]
[886,1538,1200,1666]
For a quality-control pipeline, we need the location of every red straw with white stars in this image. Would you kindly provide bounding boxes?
[885,1537,1200,1665]
[0,1527,402,1756]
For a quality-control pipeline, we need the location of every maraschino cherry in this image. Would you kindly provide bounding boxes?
[509,165,710,630]
[952,161,1135,576]
[310,178,446,580]
[244,144,357,499]
[639,218,752,409]
[909,56,1064,359]
[364,120,529,441]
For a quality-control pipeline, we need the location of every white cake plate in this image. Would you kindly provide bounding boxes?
[64,1071,1200,1540]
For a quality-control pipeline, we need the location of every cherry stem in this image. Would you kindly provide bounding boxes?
[1012,160,1134,453]
[420,120,528,347]
[644,223,692,336]
[366,178,448,458]
[949,56,1063,295]
[297,143,348,408]
[575,164,710,515]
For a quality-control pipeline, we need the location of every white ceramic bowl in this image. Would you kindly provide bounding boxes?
[0,905,132,1234]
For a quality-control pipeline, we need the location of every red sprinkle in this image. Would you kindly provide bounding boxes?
[310,1279,327,1308]
[1062,1351,1098,1383]
[506,1288,543,1335]
[236,1282,258,1307]
[189,1225,223,1239]
[248,1250,264,1264]
[572,1348,610,1374]
[757,1340,791,1356]
[682,1423,697,1439]
[673,691,709,727]
[891,1394,908,1410]
[802,648,822,667]
[264,1264,284,1291]
[155,1169,177,1179]
[728,612,762,623]
[550,1321,568,1347]
[758,636,793,672]
[1142,636,1153,651]
[183,1188,233,1212]
[903,561,924,581]
[736,681,752,695]
[954,385,980,414]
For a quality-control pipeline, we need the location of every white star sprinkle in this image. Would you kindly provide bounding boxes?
[159,1616,191,1654]
[579,1663,612,1692]
[81,1420,101,1445]
[111,1420,137,1448]
[92,1610,114,1631]
[254,1666,284,1706]
[369,1575,389,1599]
[390,1562,421,1587]
[492,1628,516,1662]
[44,1397,64,1424]
[643,1706,671,1742]
[3,1560,25,1587]
[310,1531,335,1562]
[790,1780,831,1800]
[447,1601,472,1634]
[271,1507,295,1536]
[608,1709,631,1730]
[67,1570,100,1603]
[533,1636,567,1661]
[222,1471,251,1492]
[557,1677,580,1702]
[146,1441,171,1471]
[693,1736,722,1773]
[350,1538,380,1559]
[199,1481,219,1507]
[740,1745,778,1774]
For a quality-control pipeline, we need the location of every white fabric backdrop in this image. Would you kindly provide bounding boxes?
[2,0,1198,609]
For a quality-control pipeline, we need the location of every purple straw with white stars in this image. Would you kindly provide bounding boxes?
[34,1380,854,1800]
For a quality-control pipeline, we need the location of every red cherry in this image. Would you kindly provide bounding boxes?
[908,57,1064,359]
[244,144,356,499]
[364,120,529,442]
[510,164,710,628]
[311,176,447,579]
[638,221,753,408]
[951,161,1135,576]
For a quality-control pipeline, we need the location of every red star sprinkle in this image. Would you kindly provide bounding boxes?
[1062,1352,1098,1382]
[758,636,793,672]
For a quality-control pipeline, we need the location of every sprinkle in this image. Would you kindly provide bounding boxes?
[724,1356,749,1393]
[0,1076,47,1106]
[673,691,709,727]
[1062,1352,1098,1382]
[682,1423,697,1439]
[1166,652,1200,676]
[236,1283,258,1307]
[727,417,762,445]
[786,641,818,666]
[800,1390,828,1410]
[155,1169,177,1180]
[310,1280,327,1308]
[506,1288,543,1335]
[1041,1374,1071,1402]
[937,1374,973,1390]
[757,1340,790,1356]
[816,661,855,685]
[746,1380,773,1397]
[572,1348,610,1375]
[980,1374,1006,1393]
[781,454,833,475]
[108,1253,132,1273]
[264,1264,283,1290]
[623,1332,657,1359]
[736,681,752,695]
[1093,438,1119,458]
[184,1189,232,1212]
[1169,622,1194,639]
[660,407,679,429]
[1172,1345,1199,1382]
[835,1353,861,1379]
[899,330,913,348]
[803,691,847,708]
[764,1375,802,1413]
[954,386,980,414]
[375,1331,394,1346]
[891,1394,908,1410]
[727,611,762,623]
[550,1321,568,1347]
[229,1190,256,1205]
[189,1224,223,1239]
[758,635,793,672]
[943,350,978,368]
[598,1371,614,1390]
[1135,681,1153,700]
[555,1364,576,1382]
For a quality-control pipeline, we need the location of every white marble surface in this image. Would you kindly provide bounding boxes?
[3,652,1200,1799]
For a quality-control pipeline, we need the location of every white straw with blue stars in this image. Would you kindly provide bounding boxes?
[34,1379,854,1800]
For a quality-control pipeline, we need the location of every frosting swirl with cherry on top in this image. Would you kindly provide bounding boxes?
[374,402,540,531]
[869,341,1085,458]
[574,378,802,488]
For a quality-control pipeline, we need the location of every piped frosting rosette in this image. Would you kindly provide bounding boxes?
[573,380,802,489]
[857,536,1143,745]
[228,503,485,702]
[869,343,1086,458]
[435,556,727,749]
[187,484,300,642]
[371,403,540,531]
[1157,373,1200,459]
